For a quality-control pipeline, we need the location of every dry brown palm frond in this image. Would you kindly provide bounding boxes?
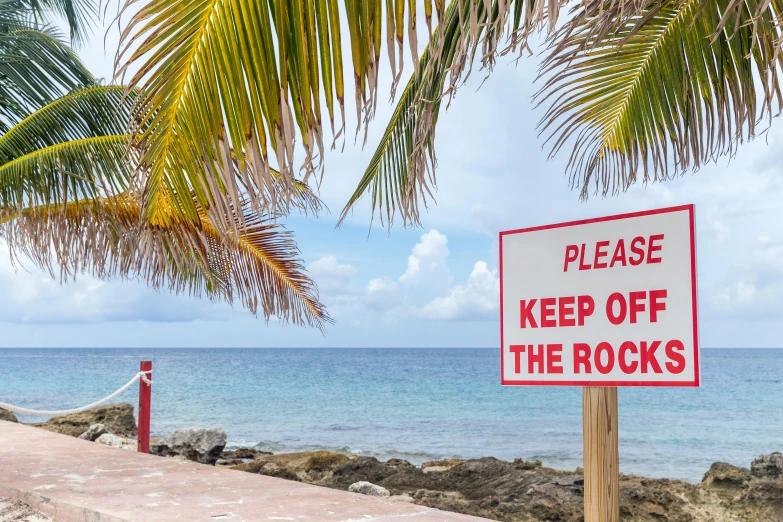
[1,193,331,328]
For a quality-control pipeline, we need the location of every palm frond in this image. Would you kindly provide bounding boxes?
[21,0,95,44]
[0,24,93,127]
[339,0,564,228]
[116,0,563,231]
[0,134,132,211]
[1,195,331,327]
[537,0,783,198]
[0,83,328,326]
[0,85,132,164]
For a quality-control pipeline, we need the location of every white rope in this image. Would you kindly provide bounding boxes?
[0,370,152,417]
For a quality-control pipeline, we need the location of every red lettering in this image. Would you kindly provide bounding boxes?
[630,236,646,266]
[665,340,686,374]
[629,291,646,324]
[564,245,579,272]
[579,244,591,270]
[510,345,526,374]
[528,344,545,373]
[520,299,538,328]
[619,341,638,374]
[595,342,614,374]
[606,293,627,325]
[540,298,557,328]
[578,295,595,326]
[650,289,667,322]
[574,343,592,374]
[593,240,610,269]
[610,239,627,268]
[641,341,663,373]
[647,234,664,264]
[547,344,564,374]
[559,296,576,327]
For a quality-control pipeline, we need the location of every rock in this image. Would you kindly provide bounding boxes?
[231,450,357,485]
[701,462,751,491]
[78,423,108,441]
[331,457,406,489]
[222,448,271,460]
[349,481,391,497]
[96,433,135,451]
[304,450,351,472]
[156,427,226,465]
[0,409,18,423]
[258,462,300,481]
[422,458,463,473]
[216,448,272,466]
[751,452,783,478]
[34,403,136,438]
[513,458,543,471]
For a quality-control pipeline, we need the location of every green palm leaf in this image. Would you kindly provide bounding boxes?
[0,86,134,211]
[116,0,563,231]
[19,0,95,44]
[0,24,93,128]
[536,0,783,197]
[339,0,563,227]
[0,135,131,211]
[0,85,131,164]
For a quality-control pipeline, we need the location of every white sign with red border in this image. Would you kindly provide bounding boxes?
[500,205,699,387]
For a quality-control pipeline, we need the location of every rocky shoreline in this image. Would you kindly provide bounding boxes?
[3,404,783,522]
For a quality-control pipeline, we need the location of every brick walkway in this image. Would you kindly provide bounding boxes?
[0,421,488,522]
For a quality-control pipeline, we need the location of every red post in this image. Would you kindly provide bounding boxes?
[137,360,152,453]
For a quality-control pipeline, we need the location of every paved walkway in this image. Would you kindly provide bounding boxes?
[0,421,488,522]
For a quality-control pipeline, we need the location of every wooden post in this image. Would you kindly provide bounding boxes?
[583,386,619,522]
[137,360,152,454]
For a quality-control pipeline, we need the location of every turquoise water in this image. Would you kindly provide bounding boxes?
[0,348,780,482]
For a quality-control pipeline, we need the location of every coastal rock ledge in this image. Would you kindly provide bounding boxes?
[231,451,783,522]
[32,403,136,438]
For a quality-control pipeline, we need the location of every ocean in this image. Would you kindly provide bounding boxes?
[0,347,779,483]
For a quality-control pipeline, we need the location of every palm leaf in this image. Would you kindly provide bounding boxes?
[0,134,131,211]
[2,195,331,327]
[20,0,95,44]
[339,0,563,227]
[536,0,783,197]
[0,24,93,128]
[0,85,131,164]
[115,0,563,231]
[0,86,323,217]
[0,86,328,325]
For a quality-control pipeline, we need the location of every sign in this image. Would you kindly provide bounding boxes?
[500,205,699,386]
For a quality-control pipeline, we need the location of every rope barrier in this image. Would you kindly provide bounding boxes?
[0,370,152,417]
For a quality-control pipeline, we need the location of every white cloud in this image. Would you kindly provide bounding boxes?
[711,237,783,321]
[308,256,357,290]
[364,277,401,311]
[305,256,401,318]
[421,261,499,321]
[399,229,452,290]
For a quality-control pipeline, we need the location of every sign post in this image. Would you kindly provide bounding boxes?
[582,387,618,522]
[499,205,699,521]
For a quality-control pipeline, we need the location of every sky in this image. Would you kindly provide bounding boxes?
[1,14,782,348]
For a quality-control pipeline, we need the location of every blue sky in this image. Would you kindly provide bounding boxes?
[1,19,782,348]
